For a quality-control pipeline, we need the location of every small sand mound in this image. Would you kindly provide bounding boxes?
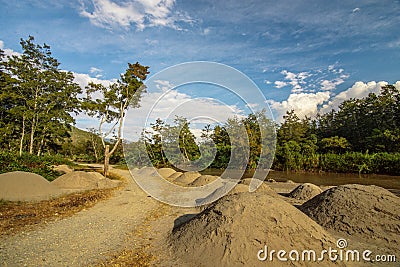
[239,178,277,194]
[300,184,400,250]
[287,183,323,201]
[171,192,341,267]
[136,167,158,176]
[0,171,62,201]
[53,164,73,174]
[167,172,182,181]
[157,168,176,179]
[52,171,119,190]
[173,171,201,186]
[190,175,219,187]
[196,180,277,206]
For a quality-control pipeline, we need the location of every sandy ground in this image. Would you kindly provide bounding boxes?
[0,168,398,266]
[0,168,162,266]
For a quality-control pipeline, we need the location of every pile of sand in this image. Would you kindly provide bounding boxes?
[51,171,120,191]
[52,164,74,174]
[157,168,176,179]
[300,184,400,250]
[196,179,277,206]
[287,183,323,201]
[136,167,158,176]
[171,192,341,267]
[173,171,201,186]
[189,175,219,187]
[0,171,63,201]
[238,178,277,194]
[167,172,182,181]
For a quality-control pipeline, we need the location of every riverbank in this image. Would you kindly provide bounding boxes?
[200,168,400,192]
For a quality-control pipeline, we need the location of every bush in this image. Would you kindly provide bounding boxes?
[0,152,73,181]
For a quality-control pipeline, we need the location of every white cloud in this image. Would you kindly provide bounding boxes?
[269,80,400,124]
[352,7,360,13]
[123,90,245,141]
[277,70,312,93]
[79,0,192,31]
[264,80,272,85]
[154,79,174,92]
[320,81,388,113]
[202,27,211,35]
[274,81,287,88]
[320,77,345,91]
[0,40,21,57]
[388,39,400,48]
[90,67,102,73]
[73,72,117,89]
[268,91,330,123]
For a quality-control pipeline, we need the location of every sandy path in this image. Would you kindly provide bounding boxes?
[0,168,160,267]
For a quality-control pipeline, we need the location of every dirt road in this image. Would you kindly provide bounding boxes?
[0,168,167,266]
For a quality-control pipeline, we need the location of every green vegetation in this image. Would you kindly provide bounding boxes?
[127,84,400,175]
[273,84,400,174]
[1,36,399,176]
[0,36,145,177]
[0,152,72,180]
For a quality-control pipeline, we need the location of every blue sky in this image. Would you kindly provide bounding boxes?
[1,0,400,129]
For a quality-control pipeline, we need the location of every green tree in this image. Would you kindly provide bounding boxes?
[320,136,350,154]
[1,36,81,156]
[277,110,307,144]
[84,62,149,176]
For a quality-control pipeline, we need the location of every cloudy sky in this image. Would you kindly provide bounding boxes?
[1,0,399,132]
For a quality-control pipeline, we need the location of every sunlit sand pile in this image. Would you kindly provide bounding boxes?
[0,169,121,202]
[189,175,219,187]
[51,171,120,191]
[156,168,176,179]
[170,192,343,267]
[299,184,400,250]
[287,183,323,201]
[52,164,74,174]
[173,171,202,186]
[0,171,63,201]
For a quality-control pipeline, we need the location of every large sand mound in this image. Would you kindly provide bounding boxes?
[238,178,277,194]
[136,167,158,176]
[167,172,182,181]
[196,179,277,206]
[171,192,342,267]
[0,171,63,201]
[189,175,219,187]
[51,171,120,190]
[287,183,323,201]
[173,171,201,186]
[157,168,176,179]
[300,184,400,250]
[52,164,74,174]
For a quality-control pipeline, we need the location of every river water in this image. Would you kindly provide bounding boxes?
[200,169,400,192]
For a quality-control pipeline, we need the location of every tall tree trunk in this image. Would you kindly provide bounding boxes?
[29,91,39,154]
[37,135,45,156]
[91,137,99,162]
[37,125,48,156]
[19,116,25,156]
[29,115,36,154]
[104,145,110,177]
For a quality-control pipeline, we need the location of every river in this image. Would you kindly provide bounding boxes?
[200,169,400,193]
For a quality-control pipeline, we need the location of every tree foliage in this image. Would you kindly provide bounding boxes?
[0,36,81,156]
